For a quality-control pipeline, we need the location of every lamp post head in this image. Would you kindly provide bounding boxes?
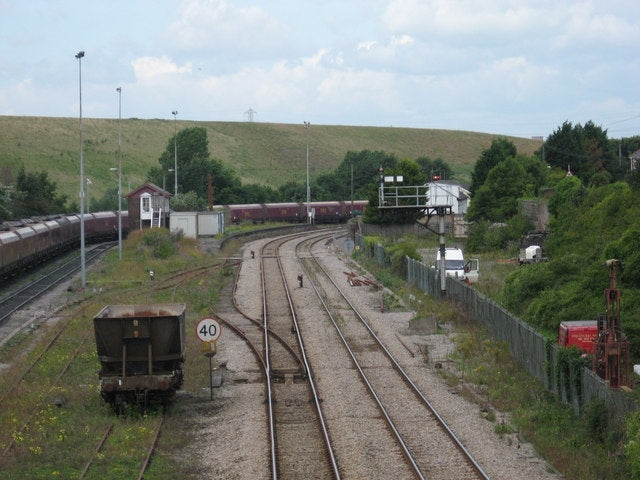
[75,51,84,59]
[172,110,178,116]
[116,87,121,93]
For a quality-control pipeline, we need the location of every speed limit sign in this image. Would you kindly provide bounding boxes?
[195,317,222,342]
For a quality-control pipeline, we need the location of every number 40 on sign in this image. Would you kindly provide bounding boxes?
[196,317,222,342]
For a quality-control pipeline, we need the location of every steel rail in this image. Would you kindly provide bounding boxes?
[260,230,344,480]
[274,239,341,479]
[229,258,306,375]
[305,236,491,480]
[260,240,279,480]
[0,242,115,325]
[136,416,165,480]
[1,332,91,458]
[78,423,114,480]
[296,235,425,480]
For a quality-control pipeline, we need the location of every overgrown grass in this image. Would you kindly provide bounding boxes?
[0,115,543,201]
[0,228,226,479]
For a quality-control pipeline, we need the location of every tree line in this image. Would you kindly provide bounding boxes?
[461,122,640,361]
[0,125,452,221]
[145,126,453,214]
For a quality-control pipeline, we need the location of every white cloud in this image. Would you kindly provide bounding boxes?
[1,0,638,137]
[391,34,414,47]
[167,0,291,59]
[382,0,545,42]
[131,56,192,81]
[352,34,424,73]
[555,1,639,48]
[382,0,639,51]
[357,40,377,51]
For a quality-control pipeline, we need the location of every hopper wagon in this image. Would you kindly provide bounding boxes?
[93,303,186,408]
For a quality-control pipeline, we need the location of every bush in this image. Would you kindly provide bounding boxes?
[141,228,178,259]
[466,215,531,252]
[384,237,420,276]
[626,411,640,479]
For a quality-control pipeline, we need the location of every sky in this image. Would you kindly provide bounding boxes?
[1,0,639,139]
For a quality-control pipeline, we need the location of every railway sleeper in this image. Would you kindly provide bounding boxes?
[271,369,306,383]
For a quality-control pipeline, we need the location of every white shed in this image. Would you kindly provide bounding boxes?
[169,211,225,238]
[170,212,198,238]
[425,180,470,215]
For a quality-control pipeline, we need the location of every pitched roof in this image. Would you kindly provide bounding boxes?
[125,182,172,199]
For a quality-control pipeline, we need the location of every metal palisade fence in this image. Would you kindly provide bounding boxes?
[356,234,636,421]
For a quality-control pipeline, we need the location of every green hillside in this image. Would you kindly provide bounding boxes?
[0,115,543,201]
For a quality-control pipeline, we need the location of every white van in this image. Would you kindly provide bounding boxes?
[435,247,479,283]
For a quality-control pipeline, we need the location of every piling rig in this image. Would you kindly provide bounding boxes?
[592,259,631,388]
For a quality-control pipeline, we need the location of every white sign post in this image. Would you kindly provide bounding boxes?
[196,317,221,342]
[195,317,221,400]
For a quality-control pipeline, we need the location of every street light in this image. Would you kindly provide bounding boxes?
[75,50,86,289]
[86,177,92,213]
[172,110,178,194]
[304,121,310,223]
[163,168,174,191]
[116,87,123,260]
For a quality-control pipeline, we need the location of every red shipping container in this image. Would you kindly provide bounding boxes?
[558,320,598,354]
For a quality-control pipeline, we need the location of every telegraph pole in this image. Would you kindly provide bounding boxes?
[304,121,310,223]
[172,110,178,194]
[76,50,86,289]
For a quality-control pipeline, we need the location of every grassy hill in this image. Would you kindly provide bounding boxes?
[0,115,543,202]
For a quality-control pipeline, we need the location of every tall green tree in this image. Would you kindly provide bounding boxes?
[236,184,281,203]
[415,156,453,181]
[149,126,211,196]
[278,181,306,202]
[467,157,533,222]
[469,138,517,194]
[148,127,245,204]
[547,174,585,218]
[91,185,119,212]
[363,158,427,224]
[12,167,67,217]
[0,184,13,221]
[543,120,618,184]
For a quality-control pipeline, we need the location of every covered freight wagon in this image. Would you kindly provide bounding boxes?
[93,303,186,408]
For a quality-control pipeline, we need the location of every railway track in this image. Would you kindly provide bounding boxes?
[0,243,121,406]
[296,234,491,479]
[0,331,92,458]
[260,232,341,480]
[210,255,305,377]
[0,242,116,346]
[0,241,222,477]
[77,415,165,480]
[208,230,342,479]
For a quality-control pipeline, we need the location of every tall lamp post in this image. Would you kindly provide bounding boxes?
[75,50,86,289]
[86,177,92,213]
[172,110,178,195]
[163,168,174,191]
[116,87,123,260]
[303,121,310,223]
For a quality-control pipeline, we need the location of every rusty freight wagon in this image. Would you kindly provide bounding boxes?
[93,303,186,408]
